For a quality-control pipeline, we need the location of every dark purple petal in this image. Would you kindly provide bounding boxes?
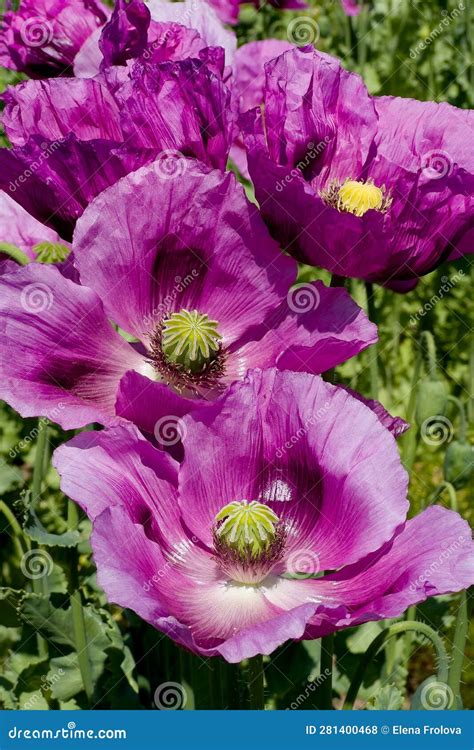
[0,264,145,428]
[99,0,150,67]
[0,135,157,240]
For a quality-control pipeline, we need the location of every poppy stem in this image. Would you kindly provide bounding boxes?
[364,282,379,399]
[447,590,468,709]
[67,499,94,706]
[343,621,450,709]
[31,418,50,659]
[319,634,334,708]
[247,654,265,709]
[0,241,31,266]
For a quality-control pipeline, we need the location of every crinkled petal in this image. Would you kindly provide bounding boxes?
[2,78,122,146]
[73,160,294,343]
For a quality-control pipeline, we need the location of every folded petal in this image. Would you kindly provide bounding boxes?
[53,423,179,545]
[147,0,236,67]
[228,281,377,377]
[303,506,474,636]
[0,190,65,259]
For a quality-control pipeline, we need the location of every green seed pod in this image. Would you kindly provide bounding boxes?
[443,440,474,490]
[415,378,449,425]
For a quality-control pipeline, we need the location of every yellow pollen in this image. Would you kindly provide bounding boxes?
[337,179,384,217]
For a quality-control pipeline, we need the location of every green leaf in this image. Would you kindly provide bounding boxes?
[23,507,81,548]
[367,683,404,710]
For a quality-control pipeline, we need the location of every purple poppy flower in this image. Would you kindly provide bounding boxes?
[0,161,376,430]
[0,0,109,78]
[53,369,473,661]
[0,56,232,239]
[242,48,474,287]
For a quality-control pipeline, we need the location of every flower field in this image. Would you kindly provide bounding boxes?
[0,0,472,714]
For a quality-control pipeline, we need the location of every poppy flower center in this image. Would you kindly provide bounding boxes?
[161,309,222,373]
[213,501,286,585]
[149,309,226,392]
[33,241,71,264]
[321,178,392,217]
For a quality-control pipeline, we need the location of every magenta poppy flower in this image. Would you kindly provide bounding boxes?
[0,160,376,430]
[53,369,473,662]
[0,0,108,78]
[242,48,474,287]
[0,55,232,239]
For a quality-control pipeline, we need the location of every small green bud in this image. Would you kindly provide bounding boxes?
[416,378,449,425]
